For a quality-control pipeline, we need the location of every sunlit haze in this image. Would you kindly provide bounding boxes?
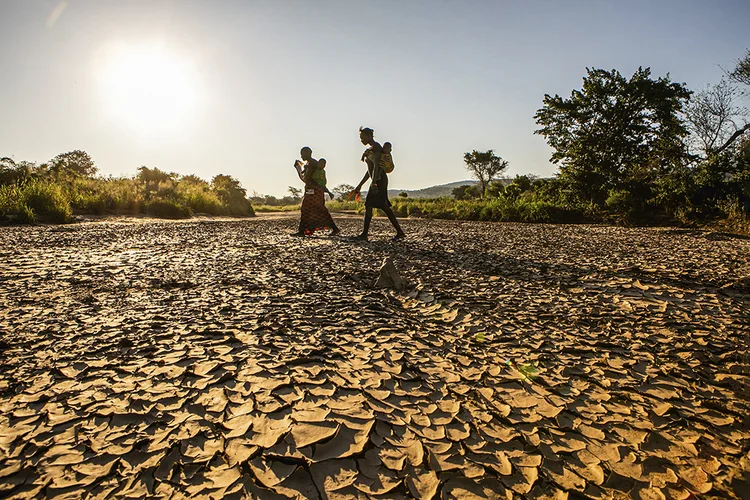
[95,41,201,138]
[1,0,748,196]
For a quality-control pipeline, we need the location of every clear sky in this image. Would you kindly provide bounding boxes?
[1,0,748,196]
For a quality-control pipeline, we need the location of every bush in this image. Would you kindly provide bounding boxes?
[212,174,254,216]
[717,197,750,235]
[452,185,480,200]
[226,199,255,216]
[0,184,20,217]
[0,181,72,223]
[144,199,192,219]
[108,179,144,212]
[326,200,364,214]
[384,196,585,224]
[23,181,72,223]
[605,188,647,223]
[177,183,224,215]
[75,193,108,215]
[0,154,262,223]
[18,204,35,224]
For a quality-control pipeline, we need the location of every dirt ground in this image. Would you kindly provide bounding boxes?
[0,214,748,499]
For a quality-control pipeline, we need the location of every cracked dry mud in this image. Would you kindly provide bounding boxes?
[0,215,748,499]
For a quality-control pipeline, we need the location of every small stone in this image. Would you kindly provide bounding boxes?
[372,257,406,291]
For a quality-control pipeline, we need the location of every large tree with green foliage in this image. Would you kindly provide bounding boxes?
[463,150,508,198]
[534,67,691,204]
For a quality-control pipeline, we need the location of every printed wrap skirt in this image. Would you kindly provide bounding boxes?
[299,186,336,235]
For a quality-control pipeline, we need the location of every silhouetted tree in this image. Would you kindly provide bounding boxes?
[398,191,408,198]
[705,51,750,156]
[288,186,302,202]
[534,67,691,204]
[463,150,508,198]
[686,78,747,157]
[50,150,97,177]
[332,184,355,199]
[729,49,750,88]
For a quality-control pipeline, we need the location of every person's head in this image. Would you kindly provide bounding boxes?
[383,142,392,153]
[318,158,327,169]
[300,146,313,161]
[359,126,374,145]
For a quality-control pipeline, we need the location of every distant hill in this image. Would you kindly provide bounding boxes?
[361,178,537,199]
[386,180,479,199]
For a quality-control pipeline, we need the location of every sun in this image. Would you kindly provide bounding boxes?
[96,42,199,137]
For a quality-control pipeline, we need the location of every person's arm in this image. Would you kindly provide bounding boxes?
[371,149,382,183]
[369,148,382,193]
[294,160,305,182]
[355,171,370,192]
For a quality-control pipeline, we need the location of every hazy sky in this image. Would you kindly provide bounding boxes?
[1,1,748,196]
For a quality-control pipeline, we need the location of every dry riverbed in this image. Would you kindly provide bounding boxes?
[0,215,748,499]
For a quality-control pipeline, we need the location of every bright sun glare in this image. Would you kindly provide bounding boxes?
[97,43,198,137]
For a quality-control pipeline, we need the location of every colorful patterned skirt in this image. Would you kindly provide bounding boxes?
[299,186,337,235]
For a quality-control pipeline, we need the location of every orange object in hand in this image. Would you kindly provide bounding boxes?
[346,190,360,202]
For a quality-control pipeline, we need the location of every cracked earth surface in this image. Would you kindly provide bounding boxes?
[0,216,748,499]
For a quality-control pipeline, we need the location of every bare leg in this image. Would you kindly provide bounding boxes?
[357,207,373,239]
[383,206,405,237]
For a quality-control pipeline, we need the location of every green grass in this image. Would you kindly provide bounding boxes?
[252,204,301,212]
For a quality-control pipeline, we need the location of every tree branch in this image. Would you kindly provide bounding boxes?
[712,122,750,156]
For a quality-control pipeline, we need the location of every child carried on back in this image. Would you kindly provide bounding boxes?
[297,157,334,199]
[380,142,395,173]
[315,158,334,200]
[359,141,395,174]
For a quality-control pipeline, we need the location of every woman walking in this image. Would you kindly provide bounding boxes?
[352,127,406,240]
[292,146,340,236]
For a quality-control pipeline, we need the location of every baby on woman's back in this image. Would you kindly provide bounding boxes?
[315,158,334,199]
